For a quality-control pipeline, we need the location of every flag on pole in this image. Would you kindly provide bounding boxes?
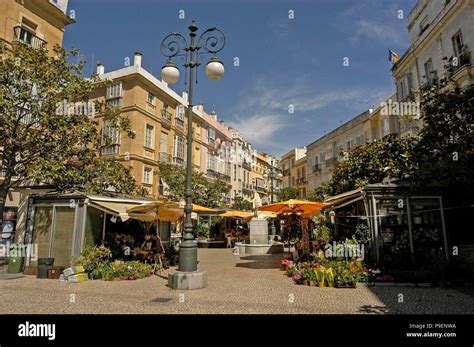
[388,49,399,63]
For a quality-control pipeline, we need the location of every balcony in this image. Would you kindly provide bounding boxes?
[13,26,47,49]
[282,168,291,176]
[242,161,252,171]
[175,118,184,130]
[446,50,472,78]
[161,109,172,127]
[207,169,231,183]
[325,157,337,167]
[312,164,321,173]
[172,157,184,166]
[242,182,253,192]
[296,177,307,185]
[255,185,266,193]
[158,152,170,163]
[101,145,120,156]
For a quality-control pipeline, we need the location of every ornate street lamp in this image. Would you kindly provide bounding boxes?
[263,164,283,235]
[160,21,225,290]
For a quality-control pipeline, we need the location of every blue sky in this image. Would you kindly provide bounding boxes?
[64,0,417,157]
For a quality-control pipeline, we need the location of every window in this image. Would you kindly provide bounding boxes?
[173,136,185,160]
[147,92,155,105]
[452,31,464,58]
[160,132,168,153]
[381,118,390,137]
[106,82,122,108]
[143,167,152,184]
[332,141,338,158]
[233,164,237,181]
[424,59,437,85]
[405,73,413,96]
[419,16,429,36]
[145,124,154,148]
[207,155,216,171]
[101,120,120,155]
[346,140,351,150]
[176,105,185,127]
[208,127,216,145]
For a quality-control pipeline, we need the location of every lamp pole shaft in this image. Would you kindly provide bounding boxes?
[179,22,198,272]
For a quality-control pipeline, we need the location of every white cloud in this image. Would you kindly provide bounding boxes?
[227,77,390,150]
[353,19,405,45]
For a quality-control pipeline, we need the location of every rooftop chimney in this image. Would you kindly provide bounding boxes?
[134,52,142,67]
[96,62,104,75]
[210,110,217,121]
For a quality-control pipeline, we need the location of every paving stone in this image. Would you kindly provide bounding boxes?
[0,249,473,314]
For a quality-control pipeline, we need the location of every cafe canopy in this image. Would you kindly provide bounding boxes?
[258,199,328,215]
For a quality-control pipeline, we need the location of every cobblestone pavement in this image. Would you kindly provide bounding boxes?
[1,249,473,314]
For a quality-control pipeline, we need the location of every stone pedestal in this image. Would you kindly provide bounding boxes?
[168,270,207,290]
[249,218,268,244]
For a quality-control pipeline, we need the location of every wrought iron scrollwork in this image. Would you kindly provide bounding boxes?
[197,27,226,54]
[160,32,188,58]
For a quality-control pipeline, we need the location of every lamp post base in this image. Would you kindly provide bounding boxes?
[168,269,208,290]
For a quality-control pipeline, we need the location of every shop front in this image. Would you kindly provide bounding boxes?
[323,184,448,271]
[23,192,161,267]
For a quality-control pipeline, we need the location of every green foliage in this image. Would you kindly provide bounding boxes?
[325,134,414,196]
[231,196,253,211]
[276,186,300,201]
[0,44,136,220]
[101,260,154,281]
[411,83,474,192]
[196,221,210,239]
[75,245,111,279]
[311,215,331,244]
[355,223,371,243]
[76,245,154,281]
[157,162,230,208]
[304,187,326,202]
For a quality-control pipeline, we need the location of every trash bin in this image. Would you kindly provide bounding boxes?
[7,256,24,273]
[37,257,55,279]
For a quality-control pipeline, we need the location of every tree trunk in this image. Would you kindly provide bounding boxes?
[0,187,6,230]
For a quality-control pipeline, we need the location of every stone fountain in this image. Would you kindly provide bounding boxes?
[235,218,284,255]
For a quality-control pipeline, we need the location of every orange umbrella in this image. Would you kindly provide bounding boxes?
[258,199,327,215]
[127,201,220,222]
[218,210,254,219]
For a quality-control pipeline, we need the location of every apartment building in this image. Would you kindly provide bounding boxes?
[392,0,474,136]
[89,53,235,202]
[229,129,255,203]
[0,0,74,51]
[281,147,307,196]
[305,96,399,191]
[196,107,233,204]
[251,152,281,206]
[0,0,74,242]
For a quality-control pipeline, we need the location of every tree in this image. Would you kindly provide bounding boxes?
[325,134,415,196]
[304,187,326,202]
[0,44,136,224]
[276,186,301,201]
[157,162,230,208]
[411,83,474,192]
[231,197,253,211]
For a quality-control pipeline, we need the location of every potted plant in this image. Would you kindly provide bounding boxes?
[314,267,325,288]
[325,267,335,287]
[335,269,357,288]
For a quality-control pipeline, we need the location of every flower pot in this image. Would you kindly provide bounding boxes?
[318,282,325,288]
[303,280,310,286]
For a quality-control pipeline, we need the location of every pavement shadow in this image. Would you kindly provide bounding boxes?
[235,254,281,270]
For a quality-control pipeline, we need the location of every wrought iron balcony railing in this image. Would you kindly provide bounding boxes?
[158,152,170,163]
[325,157,337,167]
[161,109,172,126]
[312,164,321,173]
[446,50,472,78]
[13,26,47,49]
